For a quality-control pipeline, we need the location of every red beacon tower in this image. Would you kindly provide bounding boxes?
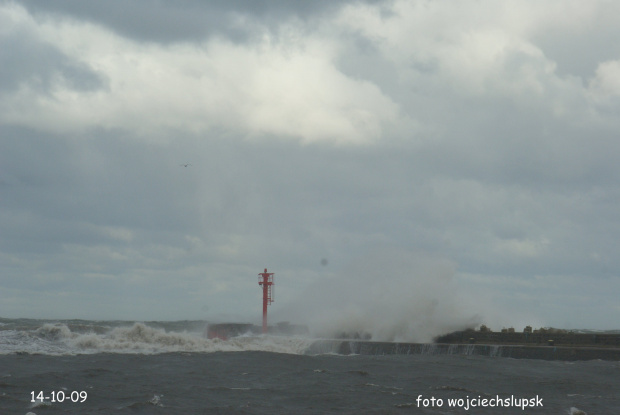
[258,268,274,334]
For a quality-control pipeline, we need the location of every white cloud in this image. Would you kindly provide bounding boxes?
[0,3,400,144]
[335,0,600,119]
[492,237,550,259]
[589,60,620,99]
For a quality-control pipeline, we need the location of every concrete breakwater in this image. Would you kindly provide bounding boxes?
[306,340,620,361]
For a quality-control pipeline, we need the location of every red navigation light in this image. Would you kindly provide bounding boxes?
[258,268,274,334]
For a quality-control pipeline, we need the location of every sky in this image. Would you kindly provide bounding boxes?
[1,0,620,340]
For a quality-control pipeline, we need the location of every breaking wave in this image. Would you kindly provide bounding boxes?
[3,322,314,355]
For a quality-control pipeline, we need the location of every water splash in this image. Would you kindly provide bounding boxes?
[273,250,482,343]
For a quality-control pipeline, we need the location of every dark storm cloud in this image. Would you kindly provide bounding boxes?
[18,0,384,43]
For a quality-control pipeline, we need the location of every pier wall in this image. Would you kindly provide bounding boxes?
[306,340,620,361]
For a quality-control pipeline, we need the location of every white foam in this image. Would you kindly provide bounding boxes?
[148,394,164,407]
[0,329,67,355]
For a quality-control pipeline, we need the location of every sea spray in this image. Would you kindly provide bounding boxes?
[272,250,482,342]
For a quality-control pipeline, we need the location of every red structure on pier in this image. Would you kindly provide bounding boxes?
[258,268,274,334]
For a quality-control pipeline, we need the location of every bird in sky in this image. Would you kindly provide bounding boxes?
[180,163,191,167]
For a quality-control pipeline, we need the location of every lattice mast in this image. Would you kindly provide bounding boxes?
[258,268,274,334]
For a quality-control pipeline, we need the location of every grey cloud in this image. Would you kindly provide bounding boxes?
[1,0,620,328]
[532,10,620,79]
[0,28,104,93]
[2,120,620,324]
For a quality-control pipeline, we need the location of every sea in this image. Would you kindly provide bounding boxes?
[1,318,618,414]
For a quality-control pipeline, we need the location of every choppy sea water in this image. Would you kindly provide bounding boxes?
[1,318,618,414]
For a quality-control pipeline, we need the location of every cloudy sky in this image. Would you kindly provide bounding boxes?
[2,0,620,339]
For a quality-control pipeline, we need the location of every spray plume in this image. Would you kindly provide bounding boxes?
[274,250,482,342]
